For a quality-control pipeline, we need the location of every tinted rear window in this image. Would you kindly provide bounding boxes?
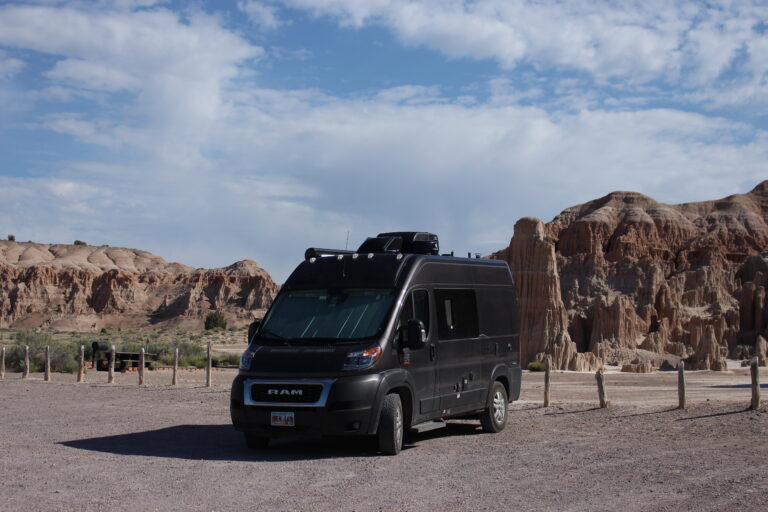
[434,289,478,340]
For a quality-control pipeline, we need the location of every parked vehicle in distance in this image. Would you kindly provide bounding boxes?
[230,232,521,455]
[91,341,157,372]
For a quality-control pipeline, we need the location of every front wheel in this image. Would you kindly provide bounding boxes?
[480,381,508,433]
[377,393,404,455]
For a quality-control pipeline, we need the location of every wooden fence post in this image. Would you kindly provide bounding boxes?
[1,346,5,380]
[44,345,51,382]
[751,357,761,410]
[677,360,686,409]
[172,347,178,386]
[596,369,608,408]
[77,345,85,383]
[544,356,551,407]
[206,342,212,388]
[108,345,115,384]
[22,345,29,379]
[139,348,145,386]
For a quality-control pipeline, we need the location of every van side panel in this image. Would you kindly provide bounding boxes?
[476,287,520,365]
[404,259,521,416]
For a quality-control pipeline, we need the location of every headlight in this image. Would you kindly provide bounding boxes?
[342,346,382,371]
[240,347,256,370]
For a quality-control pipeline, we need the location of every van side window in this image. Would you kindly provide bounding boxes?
[435,289,478,340]
[399,290,430,336]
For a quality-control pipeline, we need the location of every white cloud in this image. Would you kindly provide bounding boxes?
[45,59,143,92]
[238,0,283,29]
[278,0,768,107]
[0,49,24,79]
[6,87,767,279]
[375,85,442,104]
[0,1,766,282]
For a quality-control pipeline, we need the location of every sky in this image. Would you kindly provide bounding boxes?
[0,0,767,282]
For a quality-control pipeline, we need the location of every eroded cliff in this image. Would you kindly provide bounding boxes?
[494,181,768,370]
[0,243,279,330]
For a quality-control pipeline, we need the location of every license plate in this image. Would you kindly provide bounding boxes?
[270,411,295,427]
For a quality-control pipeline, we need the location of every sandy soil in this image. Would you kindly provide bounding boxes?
[1,368,766,511]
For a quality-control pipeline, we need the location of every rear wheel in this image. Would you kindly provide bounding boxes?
[377,393,403,455]
[244,433,269,450]
[480,381,508,433]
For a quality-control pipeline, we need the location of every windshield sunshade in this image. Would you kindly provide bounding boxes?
[259,289,394,342]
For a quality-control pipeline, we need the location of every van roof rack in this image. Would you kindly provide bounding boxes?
[304,248,356,261]
[358,232,439,255]
[304,232,440,261]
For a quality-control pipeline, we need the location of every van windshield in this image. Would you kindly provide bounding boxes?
[258,289,394,344]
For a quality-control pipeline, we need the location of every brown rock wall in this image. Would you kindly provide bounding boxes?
[504,217,601,370]
[0,242,279,330]
[494,181,768,370]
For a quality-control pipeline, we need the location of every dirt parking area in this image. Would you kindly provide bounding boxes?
[1,367,766,511]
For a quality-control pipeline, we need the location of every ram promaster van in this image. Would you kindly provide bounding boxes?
[230,232,521,455]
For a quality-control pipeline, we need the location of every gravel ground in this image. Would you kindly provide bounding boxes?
[1,367,766,512]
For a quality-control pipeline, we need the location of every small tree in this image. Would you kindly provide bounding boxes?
[205,311,227,330]
[74,240,87,246]
[7,234,15,241]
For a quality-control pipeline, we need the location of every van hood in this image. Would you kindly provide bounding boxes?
[244,344,352,374]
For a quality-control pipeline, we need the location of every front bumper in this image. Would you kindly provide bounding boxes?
[230,373,381,437]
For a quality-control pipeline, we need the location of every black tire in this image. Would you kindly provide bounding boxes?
[377,393,404,455]
[480,381,508,433]
[244,433,269,450]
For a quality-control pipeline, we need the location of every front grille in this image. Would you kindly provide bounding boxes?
[250,383,324,404]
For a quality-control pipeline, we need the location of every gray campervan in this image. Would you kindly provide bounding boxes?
[230,232,521,455]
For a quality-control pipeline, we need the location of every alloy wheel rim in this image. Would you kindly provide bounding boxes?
[395,406,403,446]
[493,391,505,423]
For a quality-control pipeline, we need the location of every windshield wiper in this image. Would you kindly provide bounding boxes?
[259,328,293,345]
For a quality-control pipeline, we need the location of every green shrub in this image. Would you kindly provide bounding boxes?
[119,341,205,368]
[5,331,77,373]
[204,311,227,330]
[7,234,15,241]
[211,354,239,368]
[527,361,547,372]
[73,240,87,246]
[190,357,207,369]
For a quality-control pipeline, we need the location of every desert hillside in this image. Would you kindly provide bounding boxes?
[493,180,768,370]
[0,242,279,331]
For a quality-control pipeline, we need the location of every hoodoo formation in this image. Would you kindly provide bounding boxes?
[493,180,768,370]
[0,243,279,330]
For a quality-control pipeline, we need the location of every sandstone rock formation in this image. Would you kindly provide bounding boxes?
[756,335,768,366]
[620,361,654,373]
[504,217,601,371]
[494,181,768,370]
[0,242,279,331]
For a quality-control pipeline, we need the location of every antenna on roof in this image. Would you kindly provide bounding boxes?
[345,230,350,250]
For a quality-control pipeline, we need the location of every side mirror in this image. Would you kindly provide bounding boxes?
[247,319,261,343]
[405,319,427,349]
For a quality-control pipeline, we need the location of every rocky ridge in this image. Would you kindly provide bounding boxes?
[0,242,279,330]
[493,181,768,370]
